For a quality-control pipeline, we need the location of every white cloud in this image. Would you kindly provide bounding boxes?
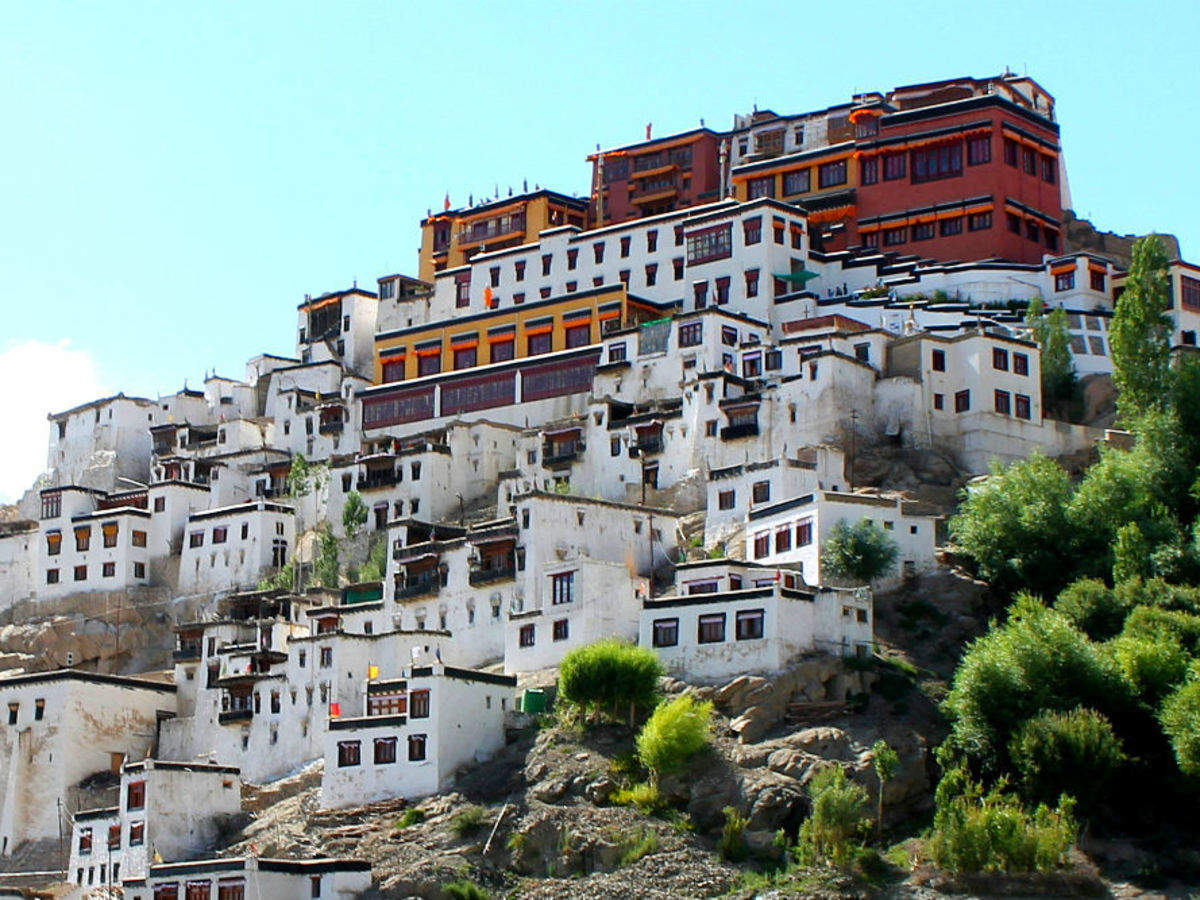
[0,339,105,504]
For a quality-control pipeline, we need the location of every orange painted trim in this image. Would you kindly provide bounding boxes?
[414,347,442,358]
[1050,264,1076,276]
[598,309,622,320]
[450,340,479,351]
[524,325,553,337]
[303,296,342,313]
[488,334,515,343]
[379,353,406,364]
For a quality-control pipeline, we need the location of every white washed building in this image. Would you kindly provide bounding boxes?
[748,490,939,588]
[67,759,242,890]
[0,671,176,856]
[638,559,873,681]
[320,664,515,809]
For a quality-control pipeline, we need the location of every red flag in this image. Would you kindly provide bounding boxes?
[444,193,451,211]
[330,702,341,718]
[646,122,652,140]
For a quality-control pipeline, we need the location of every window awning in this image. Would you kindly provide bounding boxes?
[773,270,820,284]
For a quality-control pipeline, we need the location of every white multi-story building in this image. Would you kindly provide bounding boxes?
[638,559,874,682]
[0,670,176,856]
[68,759,242,890]
[320,664,515,809]
[142,857,371,900]
[747,490,939,588]
[46,394,162,493]
[705,448,846,549]
[175,501,295,596]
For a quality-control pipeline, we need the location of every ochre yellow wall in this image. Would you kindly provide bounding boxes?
[373,286,628,383]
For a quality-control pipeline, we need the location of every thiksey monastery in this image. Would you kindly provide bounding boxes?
[0,72,1195,897]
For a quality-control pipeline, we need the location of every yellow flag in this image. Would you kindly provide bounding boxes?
[368,665,379,680]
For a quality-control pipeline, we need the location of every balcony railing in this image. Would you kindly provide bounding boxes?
[542,446,581,466]
[630,438,663,457]
[357,472,399,491]
[173,646,201,663]
[218,708,253,726]
[469,565,516,587]
[720,423,760,441]
[318,420,344,435]
[395,577,441,600]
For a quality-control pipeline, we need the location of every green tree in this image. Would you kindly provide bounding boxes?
[943,596,1133,773]
[820,519,899,585]
[871,739,899,839]
[1109,235,1173,422]
[341,490,368,539]
[1026,297,1078,416]
[1109,634,1189,705]
[558,640,664,723]
[1160,675,1200,776]
[1112,522,1152,584]
[796,765,870,866]
[1007,707,1125,810]
[635,694,713,785]
[313,527,339,589]
[1053,579,1129,641]
[949,453,1078,597]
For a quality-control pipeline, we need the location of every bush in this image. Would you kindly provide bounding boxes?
[949,453,1078,597]
[396,807,425,829]
[1054,579,1129,641]
[635,694,712,782]
[442,880,491,900]
[1109,634,1190,704]
[1160,676,1200,776]
[1121,605,1200,656]
[611,782,667,815]
[356,535,388,582]
[820,518,899,585]
[558,640,664,722]
[718,806,749,862]
[796,765,869,866]
[450,805,487,838]
[1007,708,1125,808]
[928,771,1077,874]
[943,597,1133,773]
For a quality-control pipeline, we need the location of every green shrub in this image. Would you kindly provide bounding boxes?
[617,827,660,865]
[356,535,388,582]
[820,518,899,585]
[558,640,664,721]
[1109,634,1190,704]
[1121,605,1200,655]
[611,782,666,815]
[635,694,712,782]
[442,880,491,900]
[796,766,869,866]
[396,807,425,829]
[943,597,1133,773]
[928,772,1077,874]
[949,453,1078,597]
[1007,708,1125,808]
[450,805,487,838]
[1160,676,1200,776]
[1054,579,1129,640]
[718,806,749,862]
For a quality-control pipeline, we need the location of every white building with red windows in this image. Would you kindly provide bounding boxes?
[0,670,176,858]
[320,664,515,809]
[638,560,873,681]
[746,490,939,589]
[67,759,242,892]
[141,856,372,899]
[175,501,295,596]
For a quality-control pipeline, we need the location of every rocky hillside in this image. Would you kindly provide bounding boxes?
[203,571,1011,899]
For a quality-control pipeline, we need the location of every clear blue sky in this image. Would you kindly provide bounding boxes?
[0,1,1197,498]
